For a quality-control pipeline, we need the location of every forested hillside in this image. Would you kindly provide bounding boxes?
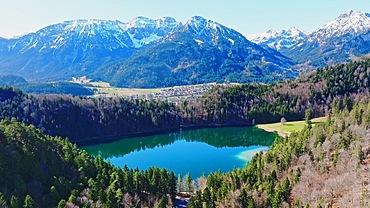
[0,75,93,96]
[0,59,369,143]
[0,119,176,207]
[187,93,370,207]
[182,58,370,125]
[0,86,179,143]
[0,59,370,207]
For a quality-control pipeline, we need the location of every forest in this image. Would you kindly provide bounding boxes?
[187,81,370,207]
[0,58,369,143]
[1,58,370,207]
[0,118,177,207]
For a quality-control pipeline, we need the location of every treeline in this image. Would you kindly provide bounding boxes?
[0,60,370,142]
[181,58,370,125]
[0,58,370,144]
[0,86,179,142]
[187,86,370,207]
[0,118,177,207]
[0,75,93,96]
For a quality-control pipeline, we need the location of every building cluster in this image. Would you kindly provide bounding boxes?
[120,83,222,103]
[91,81,238,104]
[152,83,216,102]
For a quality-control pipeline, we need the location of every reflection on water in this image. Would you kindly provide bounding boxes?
[82,126,278,178]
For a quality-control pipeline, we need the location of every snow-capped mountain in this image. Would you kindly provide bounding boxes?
[247,27,308,50]
[126,16,181,48]
[109,16,295,88]
[281,10,370,66]
[7,17,181,53]
[0,17,181,81]
[309,10,370,45]
[8,19,132,53]
[180,16,245,47]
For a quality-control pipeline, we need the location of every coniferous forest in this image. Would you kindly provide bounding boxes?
[1,59,369,143]
[1,58,370,207]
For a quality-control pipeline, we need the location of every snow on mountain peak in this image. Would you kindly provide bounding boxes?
[126,16,155,29]
[184,16,244,45]
[288,27,306,37]
[311,10,370,44]
[186,16,208,33]
[157,17,179,27]
[247,27,307,50]
[158,16,228,46]
[125,16,180,48]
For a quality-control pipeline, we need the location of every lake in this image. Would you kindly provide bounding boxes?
[81,126,278,178]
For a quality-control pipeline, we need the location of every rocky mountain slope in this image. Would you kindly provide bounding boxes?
[0,16,294,88]
[247,27,308,51]
[0,10,369,87]
[0,17,181,82]
[281,10,370,66]
[109,16,295,87]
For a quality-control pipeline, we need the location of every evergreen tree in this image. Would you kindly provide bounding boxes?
[10,196,21,208]
[177,174,182,192]
[57,199,66,208]
[23,195,35,208]
[185,173,193,193]
[0,192,6,207]
[305,109,313,124]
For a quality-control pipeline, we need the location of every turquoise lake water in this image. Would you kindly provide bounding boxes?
[82,126,278,178]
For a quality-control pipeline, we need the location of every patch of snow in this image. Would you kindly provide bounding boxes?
[27,41,38,49]
[247,27,308,50]
[228,38,234,45]
[194,39,204,45]
[129,33,161,48]
[311,10,370,45]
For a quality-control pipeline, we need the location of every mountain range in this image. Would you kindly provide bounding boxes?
[109,16,295,87]
[249,10,370,67]
[0,10,369,88]
[247,27,308,51]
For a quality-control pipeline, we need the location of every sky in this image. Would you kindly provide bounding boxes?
[0,0,369,38]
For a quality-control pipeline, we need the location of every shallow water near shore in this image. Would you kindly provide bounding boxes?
[82,126,278,178]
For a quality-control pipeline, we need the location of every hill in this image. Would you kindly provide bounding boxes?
[0,58,370,207]
[0,75,93,96]
[0,58,369,144]
[0,118,177,207]
[187,94,370,207]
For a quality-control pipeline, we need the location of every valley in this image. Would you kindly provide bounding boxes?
[75,78,235,102]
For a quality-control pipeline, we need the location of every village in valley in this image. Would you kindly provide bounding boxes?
[72,76,237,103]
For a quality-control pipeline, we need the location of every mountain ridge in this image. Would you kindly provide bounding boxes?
[109,16,295,87]
[247,27,308,50]
[280,10,370,66]
[0,15,295,88]
[0,10,369,87]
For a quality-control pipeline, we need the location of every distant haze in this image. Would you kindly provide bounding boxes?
[0,0,369,38]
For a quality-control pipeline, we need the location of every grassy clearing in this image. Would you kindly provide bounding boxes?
[88,81,163,96]
[257,116,327,137]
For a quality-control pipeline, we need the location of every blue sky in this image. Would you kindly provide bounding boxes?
[0,0,369,38]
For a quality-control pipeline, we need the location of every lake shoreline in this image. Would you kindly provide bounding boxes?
[256,125,290,137]
[76,123,255,146]
[76,117,325,147]
[256,116,327,138]
[81,126,278,179]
